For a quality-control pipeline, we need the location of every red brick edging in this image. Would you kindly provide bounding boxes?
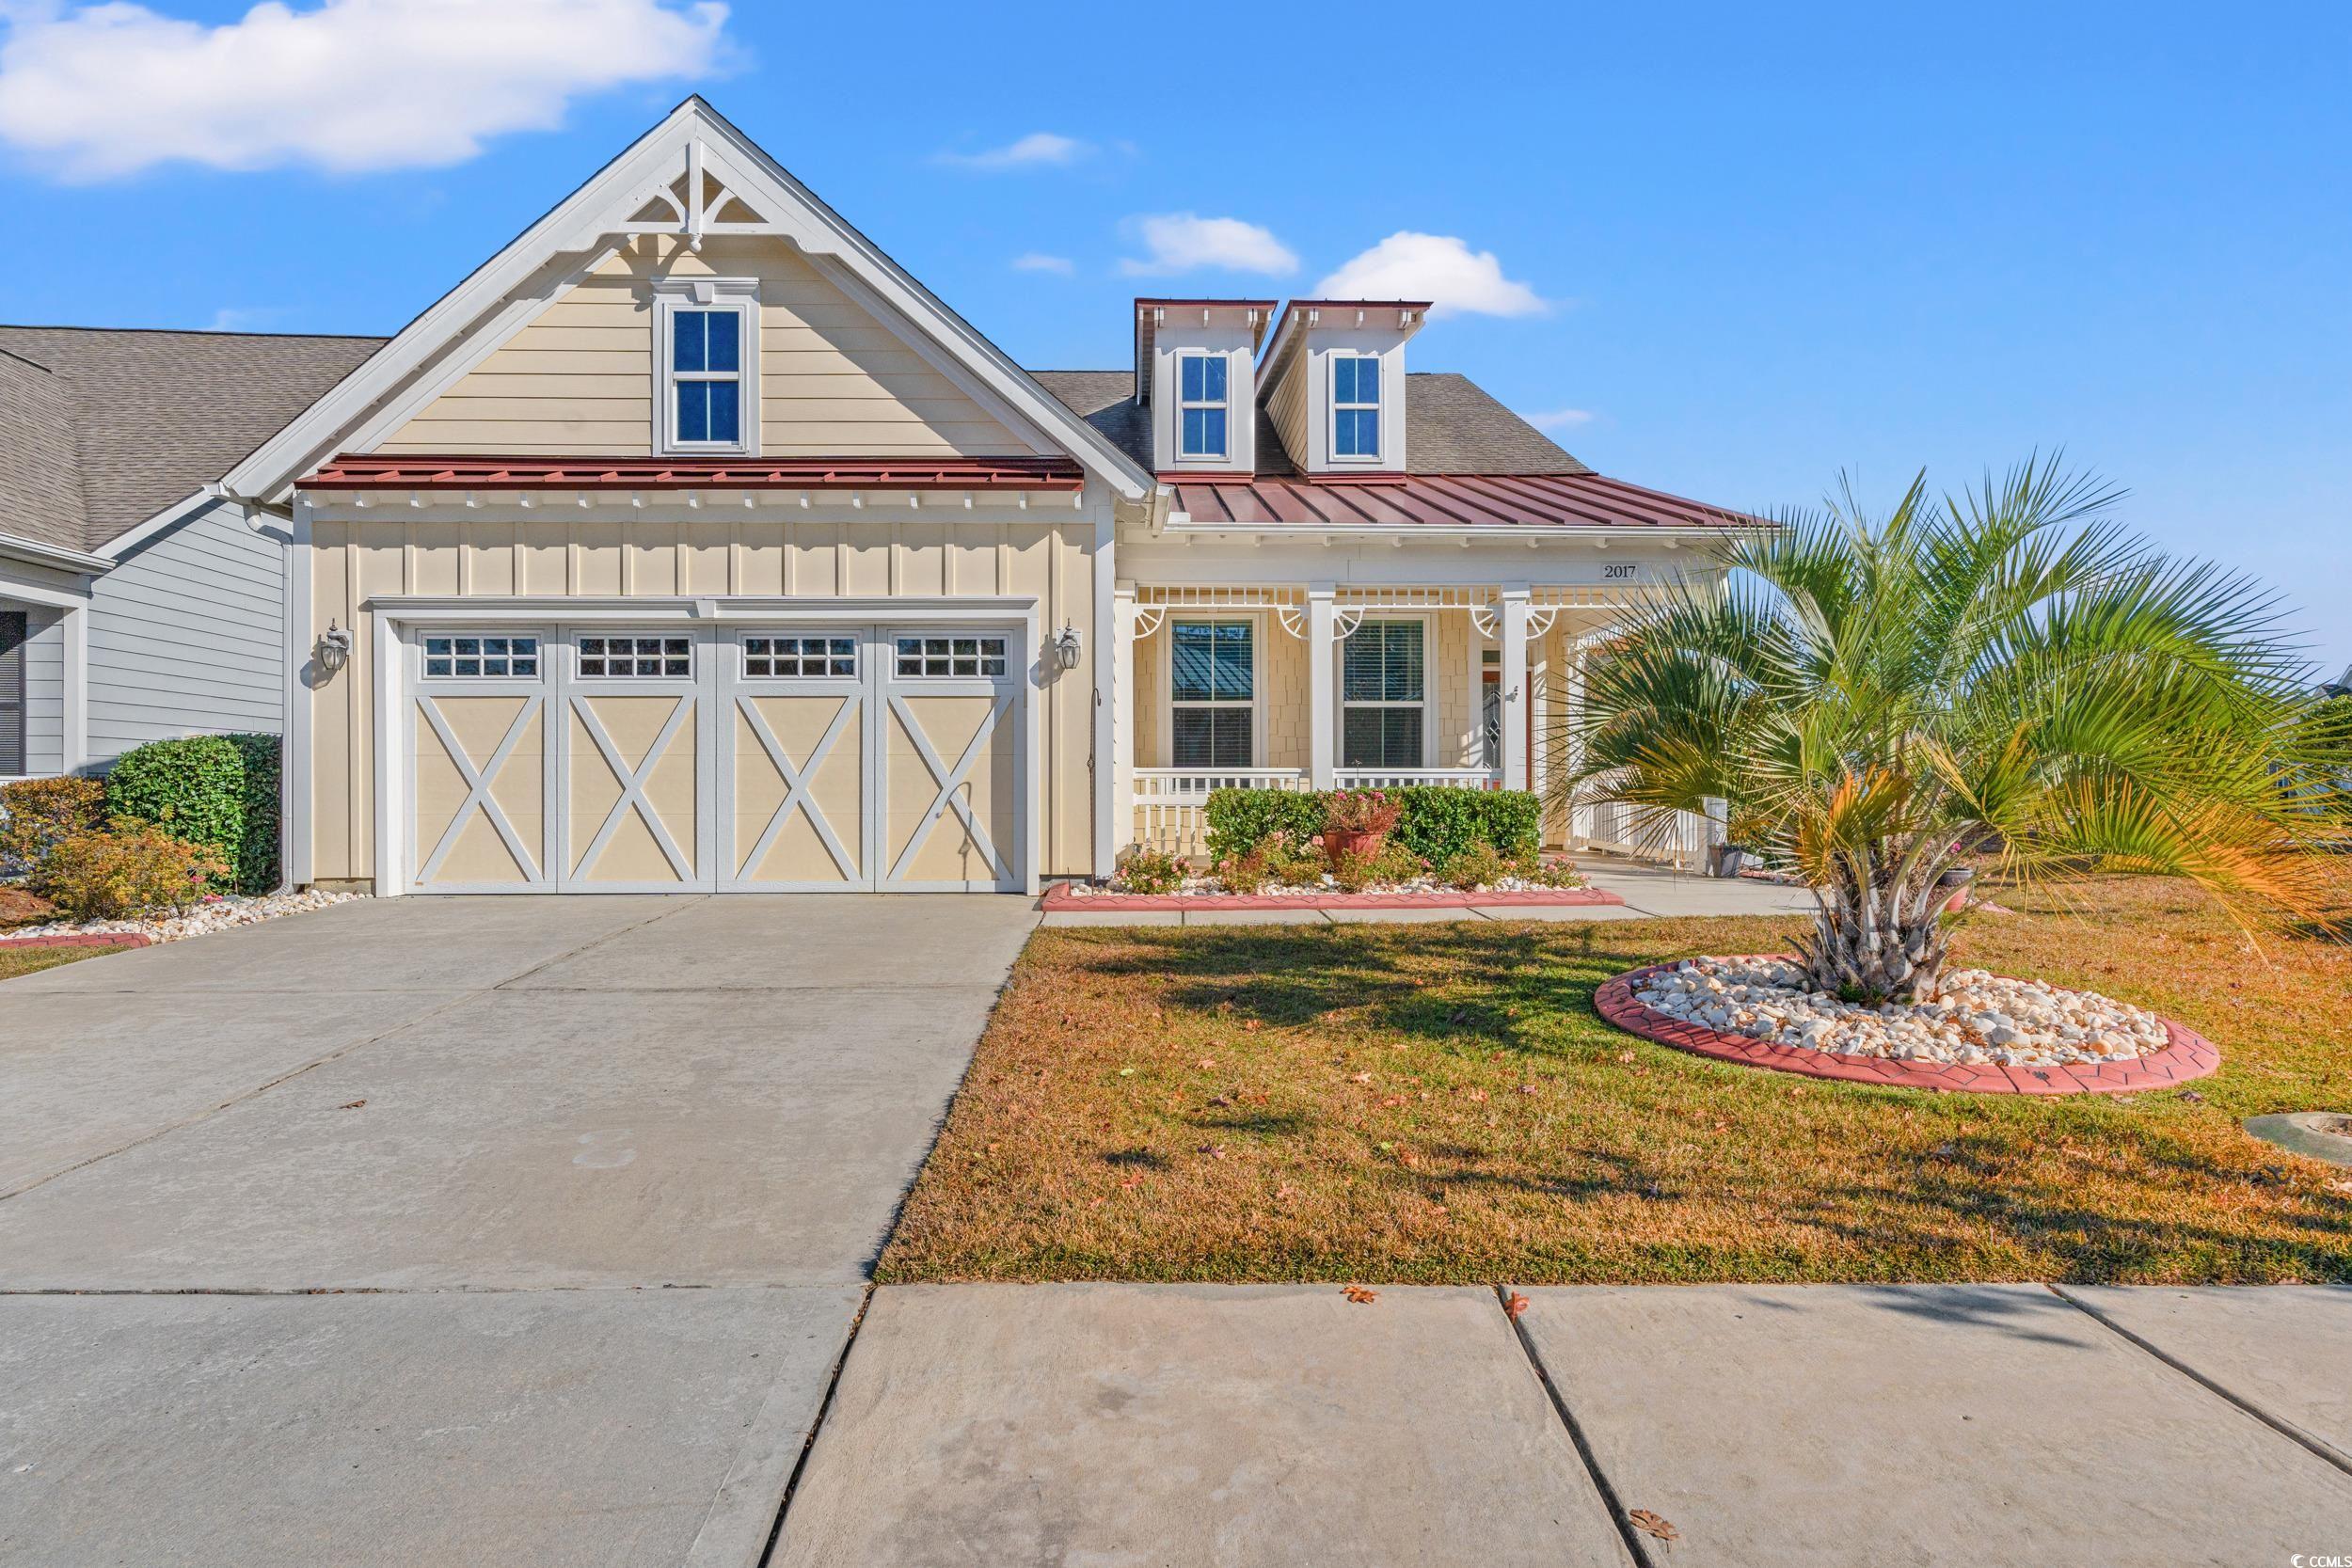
[0,932,152,950]
[1041,882,1624,912]
[1594,956,2220,1096]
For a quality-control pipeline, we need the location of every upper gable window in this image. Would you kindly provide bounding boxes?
[1178,353,1229,460]
[653,279,758,454]
[1331,354,1381,461]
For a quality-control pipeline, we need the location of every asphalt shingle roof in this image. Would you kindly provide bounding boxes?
[0,350,87,553]
[0,326,381,549]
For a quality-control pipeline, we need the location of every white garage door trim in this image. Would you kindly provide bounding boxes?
[372,595,1040,897]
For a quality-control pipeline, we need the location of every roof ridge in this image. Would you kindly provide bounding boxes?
[0,324,391,341]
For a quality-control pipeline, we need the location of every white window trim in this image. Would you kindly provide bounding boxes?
[1175,351,1231,462]
[1160,612,1263,768]
[1328,350,1383,466]
[652,277,760,456]
[417,629,546,682]
[1332,611,1436,769]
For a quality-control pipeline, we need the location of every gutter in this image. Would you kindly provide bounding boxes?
[0,529,112,576]
[1154,518,1754,545]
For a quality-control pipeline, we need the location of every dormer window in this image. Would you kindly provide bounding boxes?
[1331,354,1381,460]
[1178,353,1229,460]
[653,277,759,454]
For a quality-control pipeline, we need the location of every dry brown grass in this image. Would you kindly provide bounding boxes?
[879,873,2352,1286]
[0,942,130,982]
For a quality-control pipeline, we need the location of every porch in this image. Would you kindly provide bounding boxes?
[1111,583,1725,865]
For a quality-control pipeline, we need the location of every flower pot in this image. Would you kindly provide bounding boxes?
[1323,828,1388,867]
[1935,865,1976,914]
[1708,845,1751,879]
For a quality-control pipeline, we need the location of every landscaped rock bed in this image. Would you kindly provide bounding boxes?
[1597,953,2221,1095]
[2,887,361,946]
[1065,870,1582,900]
[1633,955,2169,1068]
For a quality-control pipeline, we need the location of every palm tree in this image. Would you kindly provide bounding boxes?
[1561,459,2344,1004]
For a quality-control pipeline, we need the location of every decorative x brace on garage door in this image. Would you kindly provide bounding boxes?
[731,691,863,883]
[567,694,699,883]
[883,689,1013,887]
[414,694,547,887]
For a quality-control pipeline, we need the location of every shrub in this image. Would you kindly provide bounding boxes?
[1262,832,1327,887]
[103,734,280,894]
[1203,787,1325,863]
[1438,841,1514,890]
[1323,789,1401,835]
[33,817,230,920]
[0,776,106,869]
[1117,847,1187,895]
[1205,785,1541,867]
[1389,786,1540,864]
[1211,844,1272,895]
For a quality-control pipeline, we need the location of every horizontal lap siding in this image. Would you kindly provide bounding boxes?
[87,501,285,766]
[14,605,64,775]
[308,514,1101,885]
[373,236,1024,458]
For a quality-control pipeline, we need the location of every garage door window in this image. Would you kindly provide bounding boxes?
[896,634,1008,677]
[579,635,691,678]
[744,635,856,677]
[423,634,539,678]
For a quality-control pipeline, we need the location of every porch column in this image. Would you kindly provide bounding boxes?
[1499,584,1531,791]
[1306,582,1336,788]
[1110,584,1137,855]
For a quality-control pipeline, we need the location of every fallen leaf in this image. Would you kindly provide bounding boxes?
[1120,1174,1144,1190]
[1343,1285,1378,1305]
[1242,1020,1263,1033]
[1449,1009,1470,1026]
[1275,1183,1298,1202]
[1380,1095,1408,1108]
[1207,1095,1232,1108]
[1518,1084,1539,1096]
[1351,1071,1375,1085]
[1197,1143,1227,1161]
[1614,1051,1637,1064]
[1465,1088,1488,1102]
[1503,1291,1531,1321]
[1196,1058,1217,1070]
[1629,1510,1678,1543]
[1117,1067,1136,1077]
[2175,1089,2206,1105]
[336,1100,366,1111]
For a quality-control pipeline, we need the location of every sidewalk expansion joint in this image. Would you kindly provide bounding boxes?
[2047,1283,2352,1479]
[1494,1285,1656,1568]
[748,1282,873,1568]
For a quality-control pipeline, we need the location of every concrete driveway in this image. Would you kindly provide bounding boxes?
[0,894,1037,1567]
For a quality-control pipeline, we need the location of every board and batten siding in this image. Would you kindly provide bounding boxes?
[305,510,1103,887]
[85,499,284,765]
[375,237,1025,458]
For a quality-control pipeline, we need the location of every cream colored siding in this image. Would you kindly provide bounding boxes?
[308,511,1100,885]
[1259,615,1309,769]
[377,238,1025,457]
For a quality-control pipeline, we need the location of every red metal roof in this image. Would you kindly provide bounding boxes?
[1168,472,1770,530]
[301,452,1087,491]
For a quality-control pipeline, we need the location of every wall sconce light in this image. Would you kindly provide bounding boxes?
[1051,623,1084,672]
[314,620,354,676]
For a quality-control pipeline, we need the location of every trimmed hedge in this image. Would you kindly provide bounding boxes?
[1203,785,1540,864]
[103,734,281,895]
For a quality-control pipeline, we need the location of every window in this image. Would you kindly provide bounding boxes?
[1342,619,1424,768]
[1178,353,1229,460]
[655,278,757,453]
[744,635,856,678]
[1331,354,1381,460]
[896,634,1009,677]
[0,610,24,776]
[1168,620,1254,768]
[670,308,743,447]
[422,634,539,679]
[578,635,691,678]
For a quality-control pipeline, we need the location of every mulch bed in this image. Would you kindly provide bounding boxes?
[1595,957,2221,1096]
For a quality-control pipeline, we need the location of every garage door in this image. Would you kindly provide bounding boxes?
[405,625,1024,894]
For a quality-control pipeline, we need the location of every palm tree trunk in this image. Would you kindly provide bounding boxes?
[1801,852,1952,1004]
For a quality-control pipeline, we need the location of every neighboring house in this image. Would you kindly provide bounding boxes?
[158,97,1769,895]
[0,327,376,780]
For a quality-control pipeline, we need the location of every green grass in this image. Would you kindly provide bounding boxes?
[879,875,2352,1286]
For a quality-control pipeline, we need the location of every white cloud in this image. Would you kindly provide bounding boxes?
[1010,252,1074,276]
[1526,407,1594,431]
[937,131,1089,171]
[0,0,728,181]
[1117,213,1297,277]
[1314,232,1547,318]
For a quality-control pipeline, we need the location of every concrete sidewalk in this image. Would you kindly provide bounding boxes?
[774,1281,2352,1567]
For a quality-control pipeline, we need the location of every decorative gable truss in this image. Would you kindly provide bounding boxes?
[225,98,1156,508]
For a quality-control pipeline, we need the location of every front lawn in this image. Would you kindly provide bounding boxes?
[0,943,134,982]
[879,875,2352,1285]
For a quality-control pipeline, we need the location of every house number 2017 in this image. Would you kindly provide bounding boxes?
[1602,563,1638,579]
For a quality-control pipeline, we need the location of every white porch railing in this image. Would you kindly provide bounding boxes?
[1334,768,1499,792]
[1572,796,1728,869]
[1132,768,1310,859]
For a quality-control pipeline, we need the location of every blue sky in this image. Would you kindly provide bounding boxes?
[3,0,2346,676]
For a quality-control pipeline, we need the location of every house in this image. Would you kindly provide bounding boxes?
[159,97,1761,895]
[0,327,374,780]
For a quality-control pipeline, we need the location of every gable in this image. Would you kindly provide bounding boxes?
[375,235,1024,458]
